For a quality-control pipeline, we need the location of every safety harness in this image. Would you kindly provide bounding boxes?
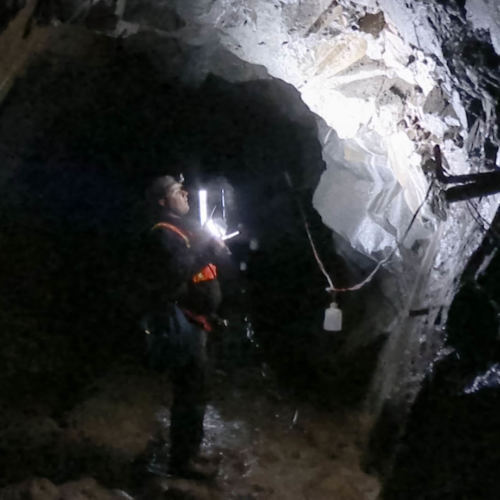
[151,222,217,283]
[151,221,217,331]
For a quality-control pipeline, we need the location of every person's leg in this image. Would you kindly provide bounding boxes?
[169,326,208,469]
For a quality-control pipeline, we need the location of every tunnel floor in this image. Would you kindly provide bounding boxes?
[0,326,380,500]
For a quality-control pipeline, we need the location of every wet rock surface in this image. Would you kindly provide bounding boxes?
[381,217,500,498]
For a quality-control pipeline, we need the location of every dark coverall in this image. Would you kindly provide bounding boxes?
[141,212,222,468]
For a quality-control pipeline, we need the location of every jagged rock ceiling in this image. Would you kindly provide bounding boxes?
[2,0,500,422]
[5,0,498,256]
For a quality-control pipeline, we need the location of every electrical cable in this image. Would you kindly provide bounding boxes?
[466,201,489,233]
[285,171,435,294]
[466,200,500,246]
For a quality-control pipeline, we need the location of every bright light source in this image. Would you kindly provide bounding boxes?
[206,219,225,239]
[223,230,240,241]
[199,189,207,225]
[199,187,239,242]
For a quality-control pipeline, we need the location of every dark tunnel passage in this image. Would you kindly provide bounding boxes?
[0,33,374,427]
[3,1,500,498]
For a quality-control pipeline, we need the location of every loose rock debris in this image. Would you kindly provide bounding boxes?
[0,360,379,500]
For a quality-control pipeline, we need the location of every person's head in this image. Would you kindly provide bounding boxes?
[147,175,189,217]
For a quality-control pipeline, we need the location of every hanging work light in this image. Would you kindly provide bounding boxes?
[199,189,208,226]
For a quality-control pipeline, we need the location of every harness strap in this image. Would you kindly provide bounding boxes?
[150,221,217,332]
[151,222,217,284]
[182,308,213,332]
[151,222,190,248]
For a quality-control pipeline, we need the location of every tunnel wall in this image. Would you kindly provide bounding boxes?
[1,1,500,463]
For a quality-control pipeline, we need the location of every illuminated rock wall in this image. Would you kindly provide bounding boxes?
[1,0,500,421]
[148,0,500,415]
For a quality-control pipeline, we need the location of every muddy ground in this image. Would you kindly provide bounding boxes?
[0,328,380,500]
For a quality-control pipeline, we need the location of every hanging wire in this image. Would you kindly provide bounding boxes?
[298,200,336,292]
[285,171,436,293]
[466,199,500,246]
[466,201,489,232]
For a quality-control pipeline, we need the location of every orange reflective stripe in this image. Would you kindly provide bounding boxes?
[151,222,190,248]
[192,263,217,283]
[151,222,217,284]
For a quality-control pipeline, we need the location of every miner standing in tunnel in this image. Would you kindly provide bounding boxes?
[138,174,228,479]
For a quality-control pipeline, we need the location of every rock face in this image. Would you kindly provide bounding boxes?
[114,0,500,438]
[0,0,26,31]
[0,0,500,476]
[380,218,500,497]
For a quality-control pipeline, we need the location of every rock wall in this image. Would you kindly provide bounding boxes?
[1,0,500,458]
[125,0,500,421]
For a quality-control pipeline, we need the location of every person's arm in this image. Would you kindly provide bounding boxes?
[189,227,231,266]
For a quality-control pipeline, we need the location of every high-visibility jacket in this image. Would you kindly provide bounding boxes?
[151,222,217,284]
[150,221,218,332]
